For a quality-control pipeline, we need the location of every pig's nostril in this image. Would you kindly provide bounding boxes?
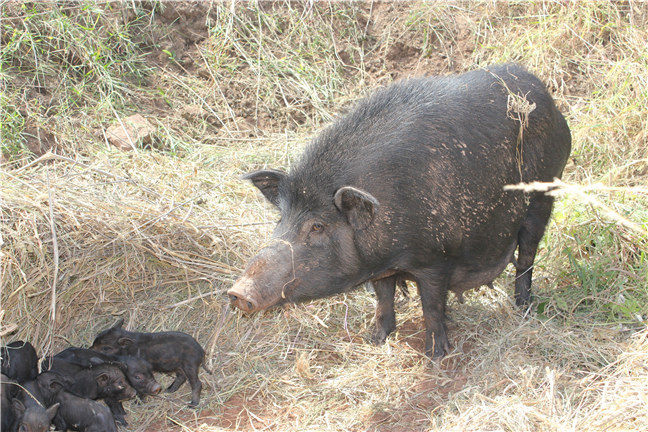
[227,286,257,312]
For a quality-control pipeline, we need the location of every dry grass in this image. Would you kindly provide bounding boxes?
[1,1,647,431]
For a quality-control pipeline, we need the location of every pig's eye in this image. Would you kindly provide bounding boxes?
[134,374,143,381]
[311,222,324,233]
[102,347,110,352]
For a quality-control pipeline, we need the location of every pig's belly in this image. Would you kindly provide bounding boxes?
[449,241,517,294]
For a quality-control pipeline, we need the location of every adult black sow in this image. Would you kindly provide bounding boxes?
[228,63,572,359]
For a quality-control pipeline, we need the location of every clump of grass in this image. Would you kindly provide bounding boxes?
[1,1,154,160]
[0,151,232,348]
[0,96,27,159]
[197,2,372,130]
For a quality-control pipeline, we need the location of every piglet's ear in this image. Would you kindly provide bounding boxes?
[96,372,109,387]
[47,376,65,390]
[89,357,106,366]
[112,318,125,329]
[118,337,134,348]
[109,360,128,373]
[12,399,26,417]
[334,186,379,230]
[46,403,60,421]
[241,169,286,207]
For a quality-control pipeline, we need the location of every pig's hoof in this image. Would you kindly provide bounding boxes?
[370,328,388,345]
[370,323,395,345]
[425,336,451,360]
[515,295,533,309]
[188,401,199,409]
[427,347,446,360]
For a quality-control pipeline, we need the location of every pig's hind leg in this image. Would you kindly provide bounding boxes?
[105,399,127,426]
[514,193,554,307]
[370,276,397,345]
[413,268,451,359]
[166,371,186,393]
[184,363,202,407]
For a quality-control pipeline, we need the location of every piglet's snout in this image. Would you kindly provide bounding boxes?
[150,382,162,395]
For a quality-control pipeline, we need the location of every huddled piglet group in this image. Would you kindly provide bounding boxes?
[1,319,209,431]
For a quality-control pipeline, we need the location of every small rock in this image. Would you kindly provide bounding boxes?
[105,114,155,151]
[23,123,57,156]
[180,104,221,127]
[180,104,204,121]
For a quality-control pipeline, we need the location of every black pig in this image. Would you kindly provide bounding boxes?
[10,377,59,432]
[1,374,16,432]
[1,341,38,383]
[53,347,162,396]
[36,372,116,432]
[43,357,135,403]
[91,319,208,406]
[228,63,571,359]
[53,347,162,426]
[52,391,117,432]
[43,356,135,426]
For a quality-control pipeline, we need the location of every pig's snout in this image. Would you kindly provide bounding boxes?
[150,382,162,395]
[227,276,259,313]
[120,386,137,401]
[228,293,257,313]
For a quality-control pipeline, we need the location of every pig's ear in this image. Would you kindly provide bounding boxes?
[46,403,60,421]
[112,318,124,329]
[89,356,107,366]
[12,398,26,417]
[109,360,128,373]
[334,186,379,230]
[96,372,109,387]
[241,169,286,207]
[45,374,65,391]
[118,337,134,348]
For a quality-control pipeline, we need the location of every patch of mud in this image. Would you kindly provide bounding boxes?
[365,372,469,432]
[135,1,211,73]
[216,391,271,430]
[142,391,269,432]
[362,1,474,82]
[365,321,473,432]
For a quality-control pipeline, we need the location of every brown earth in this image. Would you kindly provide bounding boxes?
[143,392,271,432]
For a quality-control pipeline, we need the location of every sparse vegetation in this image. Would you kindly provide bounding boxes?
[1,1,646,431]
